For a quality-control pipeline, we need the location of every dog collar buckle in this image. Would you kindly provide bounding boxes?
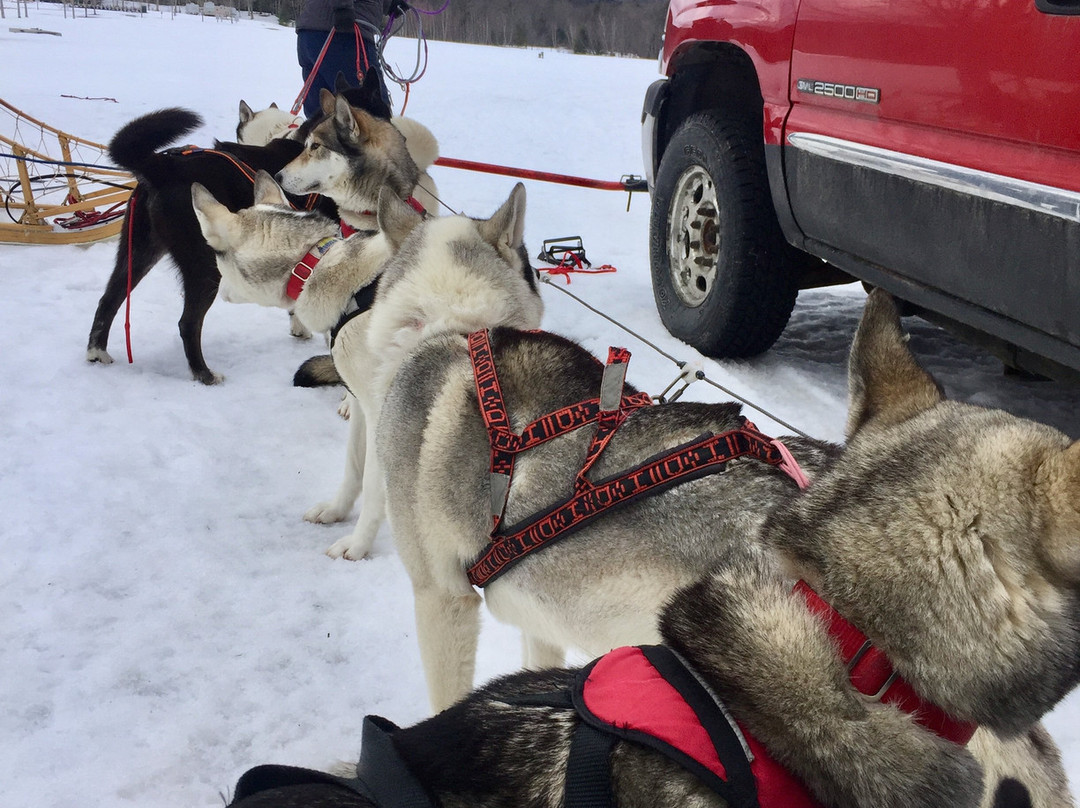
[287,236,338,300]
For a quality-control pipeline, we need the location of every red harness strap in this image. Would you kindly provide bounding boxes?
[465,330,806,588]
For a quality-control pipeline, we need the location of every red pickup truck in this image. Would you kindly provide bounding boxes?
[642,0,1080,378]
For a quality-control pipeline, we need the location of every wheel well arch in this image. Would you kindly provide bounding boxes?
[658,44,765,166]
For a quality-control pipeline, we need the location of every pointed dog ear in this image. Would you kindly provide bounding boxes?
[334,94,363,141]
[377,187,423,249]
[1038,440,1080,582]
[845,288,943,440]
[478,182,526,262]
[319,87,337,117]
[252,170,288,207]
[190,183,236,251]
[238,99,254,123]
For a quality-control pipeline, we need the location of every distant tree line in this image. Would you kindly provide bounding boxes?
[416,0,666,58]
[264,0,666,58]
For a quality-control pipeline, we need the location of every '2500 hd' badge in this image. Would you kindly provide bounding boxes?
[796,79,880,104]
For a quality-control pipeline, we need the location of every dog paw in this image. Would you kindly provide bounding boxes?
[194,370,225,385]
[325,536,370,561]
[304,502,350,524]
[86,347,114,365]
[289,312,312,340]
[337,394,352,420]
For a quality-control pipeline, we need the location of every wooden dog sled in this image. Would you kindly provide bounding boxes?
[0,98,133,245]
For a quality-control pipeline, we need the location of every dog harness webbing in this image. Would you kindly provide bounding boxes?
[331,274,381,347]
[794,581,978,745]
[464,329,809,588]
[172,146,321,211]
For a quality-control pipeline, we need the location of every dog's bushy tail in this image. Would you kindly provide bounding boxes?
[293,354,343,387]
[109,107,203,178]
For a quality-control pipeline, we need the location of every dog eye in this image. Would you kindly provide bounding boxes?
[308,142,320,152]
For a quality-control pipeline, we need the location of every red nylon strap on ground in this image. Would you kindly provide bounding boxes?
[794,581,977,745]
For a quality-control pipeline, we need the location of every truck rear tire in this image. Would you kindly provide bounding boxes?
[649,110,798,358]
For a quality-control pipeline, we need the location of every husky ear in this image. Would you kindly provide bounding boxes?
[319,88,337,117]
[377,187,423,249]
[1038,440,1080,582]
[846,288,943,440]
[191,183,237,251]
[478,182,527,262]
[253,170,289,207]
[269,101,279,109]
[334,71,353,94]
[334,94,364,141]
[238,100,254,124]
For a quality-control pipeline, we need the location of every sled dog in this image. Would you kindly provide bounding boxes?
[236,100,303,146]
[190,171,391,334]
[236,72,391,146]
[224,292,1080,808]
[275,90,441,230]
[306,181,543,560]
[85,107,334,384]
[195,180,542,562]
[367,289,1077,807]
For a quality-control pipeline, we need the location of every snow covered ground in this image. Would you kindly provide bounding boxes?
[1,5,1079,806]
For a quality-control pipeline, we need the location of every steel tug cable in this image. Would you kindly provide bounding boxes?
[537,278,812,442]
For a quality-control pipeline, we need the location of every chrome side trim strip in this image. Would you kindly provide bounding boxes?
[787,132,1080,224]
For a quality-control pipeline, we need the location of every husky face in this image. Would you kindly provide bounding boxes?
[191,174,338,308]
[235,100,300,146]
[275,91,418,216]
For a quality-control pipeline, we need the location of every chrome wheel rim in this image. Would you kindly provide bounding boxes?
[667,165,720,308]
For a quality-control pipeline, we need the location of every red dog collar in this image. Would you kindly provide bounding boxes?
[286,235,339,300]
[795,581,977,745]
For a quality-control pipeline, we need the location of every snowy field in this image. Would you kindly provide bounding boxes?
[2,5,1080,806]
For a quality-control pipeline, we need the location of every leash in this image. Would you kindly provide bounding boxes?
[124,187,138,363]
[434,156,647,211]
[536,273,810,438]
[290,24,372,118]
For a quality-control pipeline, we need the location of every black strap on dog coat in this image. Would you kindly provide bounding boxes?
[230,715,437,808]
[330,273,382,347]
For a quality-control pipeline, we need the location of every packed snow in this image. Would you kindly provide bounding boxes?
[1,5,1079,806]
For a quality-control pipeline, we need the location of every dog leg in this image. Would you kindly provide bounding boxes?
[413,586,483,712]
[337,392,353,420]
[288,310,312,340]
[175,249,224,385]
[307,406,365,529]
[326,415,384,560]
[87,201,165,364]
[522,635,564,671]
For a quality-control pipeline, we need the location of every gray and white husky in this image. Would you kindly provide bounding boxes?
[192,178,544,562]
[229,290,1078,807]
[372,289,1076,806]
[275,90,441,230]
